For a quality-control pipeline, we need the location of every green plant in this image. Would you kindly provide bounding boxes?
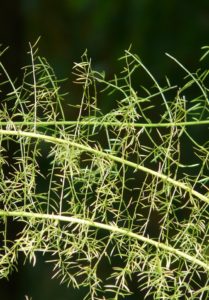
[0,41,209,299]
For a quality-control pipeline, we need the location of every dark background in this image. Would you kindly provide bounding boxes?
[0,1,208,299]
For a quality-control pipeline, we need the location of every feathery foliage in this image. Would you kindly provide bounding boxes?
[0,41,209,299]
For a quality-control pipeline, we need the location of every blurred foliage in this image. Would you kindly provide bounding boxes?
[19,0,209,77]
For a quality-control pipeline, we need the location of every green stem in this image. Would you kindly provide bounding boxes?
[0,129,208,205]
[0,209,208,271]
[0,120,209,128]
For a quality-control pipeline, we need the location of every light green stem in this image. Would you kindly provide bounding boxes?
[0,209,208,271]
[0,129,208,205]
[0,120,209,128]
